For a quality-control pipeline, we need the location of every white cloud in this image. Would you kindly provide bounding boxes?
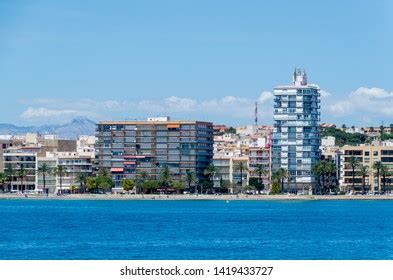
[19,92,274,124]
[325,87,393,122]
[351,87,393,99]
[21,107,78,119]
[164,96,197,112]
[320,90,331,98]
[259,91,274,103]
[20,86,392,125]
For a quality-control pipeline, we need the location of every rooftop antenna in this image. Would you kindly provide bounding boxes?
[254,101,258,126]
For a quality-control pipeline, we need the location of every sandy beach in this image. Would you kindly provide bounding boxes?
[1,193,393,201]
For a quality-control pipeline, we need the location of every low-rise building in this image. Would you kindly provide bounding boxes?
[339,145,393,193]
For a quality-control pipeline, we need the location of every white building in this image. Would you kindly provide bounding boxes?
[272,69,321,192]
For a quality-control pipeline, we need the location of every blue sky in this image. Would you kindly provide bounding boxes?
[0,0,392,126]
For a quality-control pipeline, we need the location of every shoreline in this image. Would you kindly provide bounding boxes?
[2,193,393,201]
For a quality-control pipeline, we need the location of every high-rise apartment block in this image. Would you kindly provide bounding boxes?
[95,118,214,189]
[272,70,321,192]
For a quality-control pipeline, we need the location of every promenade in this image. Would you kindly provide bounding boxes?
[1,193,393,201]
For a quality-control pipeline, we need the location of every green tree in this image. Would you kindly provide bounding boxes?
[76,172,88,193]
[380,165,390,194]
[204,163,217,193]
[172,180,185,194]
[219,177,230,193]
[4,166,15,192]
[228,127,236,134]
[272,168,288,193]
[142,180,160,194]
[312,161,336,194]
[325,162,336,194]
[98,168,110,177]
[17,167,27,192]
[0,172,5,192]
[159,165,172,190]
[122,178,135,193]
[70,185,79,194]
[96,174,115,193]
[37,163,52,194]
[253,164,267,185]
[373,161,383,193]
[233,161,248,194]
[87,177,97,193]
[358,165,369,195]
[53,165,67,195]
[249,177,264,192]
[185,170,197,193]
[321,127,367,146]
[348,156,360,193]
[98,182,112,192]
[271,181,281,194]
[135,170,149,194]
[312,162,325,194]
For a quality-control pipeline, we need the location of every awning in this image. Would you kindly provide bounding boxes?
[110,168,124,172]
[124,155,145,159]
[124,161,136,165]
[167,124,180,128]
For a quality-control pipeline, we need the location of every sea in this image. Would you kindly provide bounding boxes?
[1,199,393,260]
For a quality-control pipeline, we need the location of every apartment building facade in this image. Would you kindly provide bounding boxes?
[272,69,321,192]
[339,145,393,193]
[95,118,214,188]
[213,155,249,193]
[3,147,39,191]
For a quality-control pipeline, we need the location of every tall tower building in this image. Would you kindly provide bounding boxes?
[272,69,321,193]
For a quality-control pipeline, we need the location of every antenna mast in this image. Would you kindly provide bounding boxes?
[254,101,258,126]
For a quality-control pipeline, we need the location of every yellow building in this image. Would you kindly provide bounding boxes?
[339,145,393,193]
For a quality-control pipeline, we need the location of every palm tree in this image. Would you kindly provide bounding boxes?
[136,170,149,194]
[4,166,15,192]
[234,161,248,193]
[373,161,383,193]
[325,162,336,194]
[17,167,27,192]
[204,163,217,193]
[380,165,390,194]
[159,165,172,192]
[272,167,288,193]
[54,165,67,195]
[313,161,332,194]
[76,172,88,193]
[37,163,52,195]
[0,172,5,192]
[312,162,323,194]
[98,168,110,177]
[253,164,267,187]
[348,156,360,193]
[185,170,197,193]
[358,165,369,195]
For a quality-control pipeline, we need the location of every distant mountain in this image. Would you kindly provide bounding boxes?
[0,117,96,139]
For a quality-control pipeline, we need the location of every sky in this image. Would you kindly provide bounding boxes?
[0,0,392,127]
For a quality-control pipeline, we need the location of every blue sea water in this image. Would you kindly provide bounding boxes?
[1,199,393,260]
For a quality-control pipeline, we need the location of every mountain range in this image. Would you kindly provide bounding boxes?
[0,117,96,139]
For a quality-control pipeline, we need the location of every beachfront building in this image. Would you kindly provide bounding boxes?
[3,146,40,192]
[249,146,271,188]
[212,155,249,193]
[2,134,96,194]
[339,144,393,193]
[272,69,321,192]
[57,152,94,190]
[95,117,214,190]
[37,156,58,194]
